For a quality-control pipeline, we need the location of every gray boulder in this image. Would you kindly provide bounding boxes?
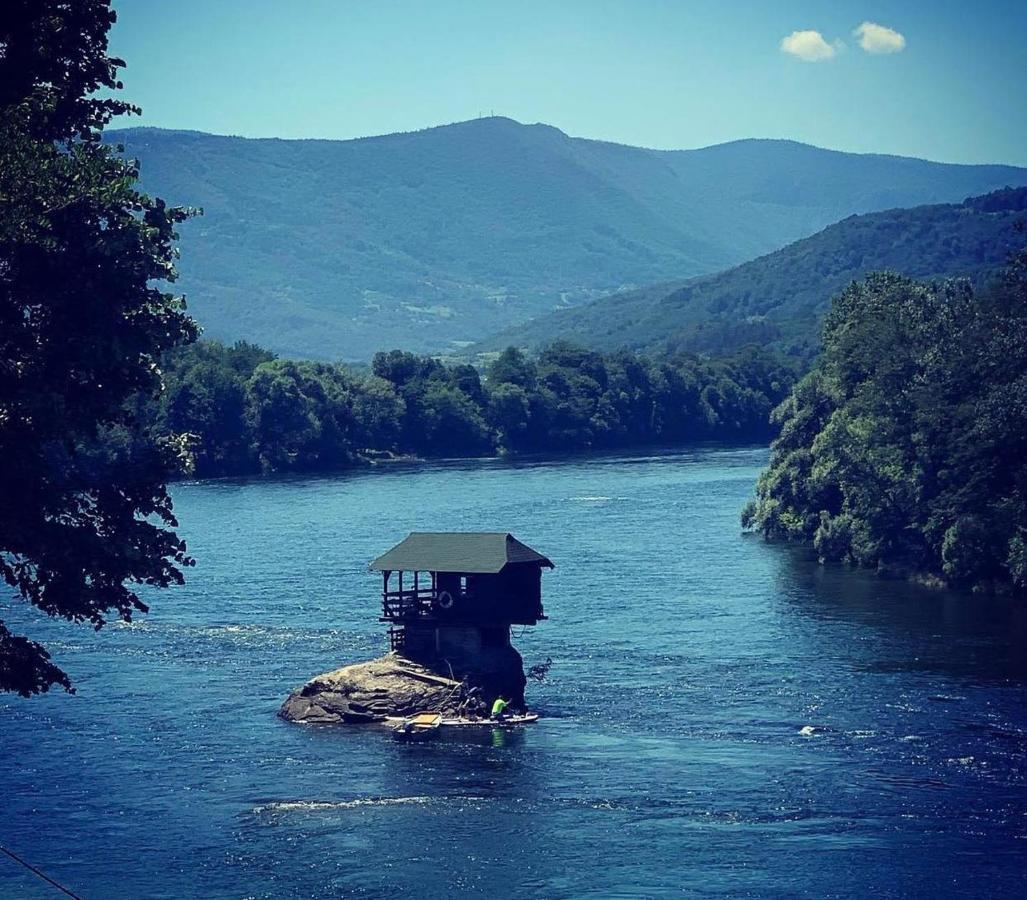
[279,647,528,725]
[280,653,466,724]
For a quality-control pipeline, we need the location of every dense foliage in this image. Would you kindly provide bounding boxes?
[108,124,1026,359]
[142,342,799,477]
[743,243,1027,593]
[487,187,1027,359]
[0,1,197,694]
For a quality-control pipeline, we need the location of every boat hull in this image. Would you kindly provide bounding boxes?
[386,713,540,728]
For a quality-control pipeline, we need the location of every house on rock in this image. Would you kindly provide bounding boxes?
[279,532,554,724]
[372,531,552,660]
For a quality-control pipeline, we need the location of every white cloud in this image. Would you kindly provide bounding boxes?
[854,21,906,54]
[780,30,842,62]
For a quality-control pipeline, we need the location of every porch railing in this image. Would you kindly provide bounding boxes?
[381,587,437,620]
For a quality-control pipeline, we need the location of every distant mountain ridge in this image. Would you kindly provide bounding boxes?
[478,187,1027,357]
[108,118,1027,359]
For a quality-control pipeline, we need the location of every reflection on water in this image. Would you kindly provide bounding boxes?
[3,447,1027,898]
[773,540,1027,681]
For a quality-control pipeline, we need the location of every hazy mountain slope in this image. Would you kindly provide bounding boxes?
[479,187,1027,357]
[108,118,1027,359]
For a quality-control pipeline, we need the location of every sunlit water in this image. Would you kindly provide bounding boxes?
[3,448,1027,898]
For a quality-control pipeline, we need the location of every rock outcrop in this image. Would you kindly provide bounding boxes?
[278,647,528,725]
[279,654,460,724]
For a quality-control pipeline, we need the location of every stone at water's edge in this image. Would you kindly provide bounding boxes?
[278,648,528,725]
[278,654,460,724]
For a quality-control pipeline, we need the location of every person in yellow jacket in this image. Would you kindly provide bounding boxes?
[490,696,511,721]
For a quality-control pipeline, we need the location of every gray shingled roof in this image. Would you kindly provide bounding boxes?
[370,532,554,574]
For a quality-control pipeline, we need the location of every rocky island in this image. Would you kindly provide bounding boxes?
[279,532,553,724]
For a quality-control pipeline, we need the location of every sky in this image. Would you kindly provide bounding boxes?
[108,0,1027,166]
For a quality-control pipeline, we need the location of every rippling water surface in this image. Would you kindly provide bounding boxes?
[4,448,1027,898]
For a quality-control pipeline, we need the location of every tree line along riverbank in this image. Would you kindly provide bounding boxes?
[108,341,800,478]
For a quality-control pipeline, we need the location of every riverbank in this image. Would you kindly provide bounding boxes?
[749,522,1026,597]
[170,440,773,485]
[141,339,797,480]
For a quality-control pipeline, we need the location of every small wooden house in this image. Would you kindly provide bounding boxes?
[370,532,553,660]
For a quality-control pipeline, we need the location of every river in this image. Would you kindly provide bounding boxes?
[3,447,1027,898]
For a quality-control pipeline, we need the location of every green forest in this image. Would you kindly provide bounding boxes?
[743,240,1027,593]
[131,341,800,478]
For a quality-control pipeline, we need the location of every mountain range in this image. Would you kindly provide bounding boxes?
[478,187,1027,357]
[109,117,1027,359]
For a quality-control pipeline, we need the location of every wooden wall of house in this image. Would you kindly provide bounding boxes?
[434,563,544,625]
[398,624,511,662]
[402,624,436,658]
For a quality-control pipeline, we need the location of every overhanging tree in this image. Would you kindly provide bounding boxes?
[743,243,1027,592]
[0,1,198,694]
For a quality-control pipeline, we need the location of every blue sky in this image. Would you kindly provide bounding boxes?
[108,0,1027,165]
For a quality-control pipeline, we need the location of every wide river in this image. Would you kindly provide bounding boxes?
[3,448,1027,898]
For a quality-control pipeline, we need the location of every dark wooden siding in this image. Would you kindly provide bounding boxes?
[434,563,544,625]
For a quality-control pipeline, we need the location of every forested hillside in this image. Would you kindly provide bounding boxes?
[482,187,1027,358]
[743,241,1027,593]
[107,120,1027,359]
[127,341,799,477]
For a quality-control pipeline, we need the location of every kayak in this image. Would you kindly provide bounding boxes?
[442,713,539,727]
[386,713,539,728]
